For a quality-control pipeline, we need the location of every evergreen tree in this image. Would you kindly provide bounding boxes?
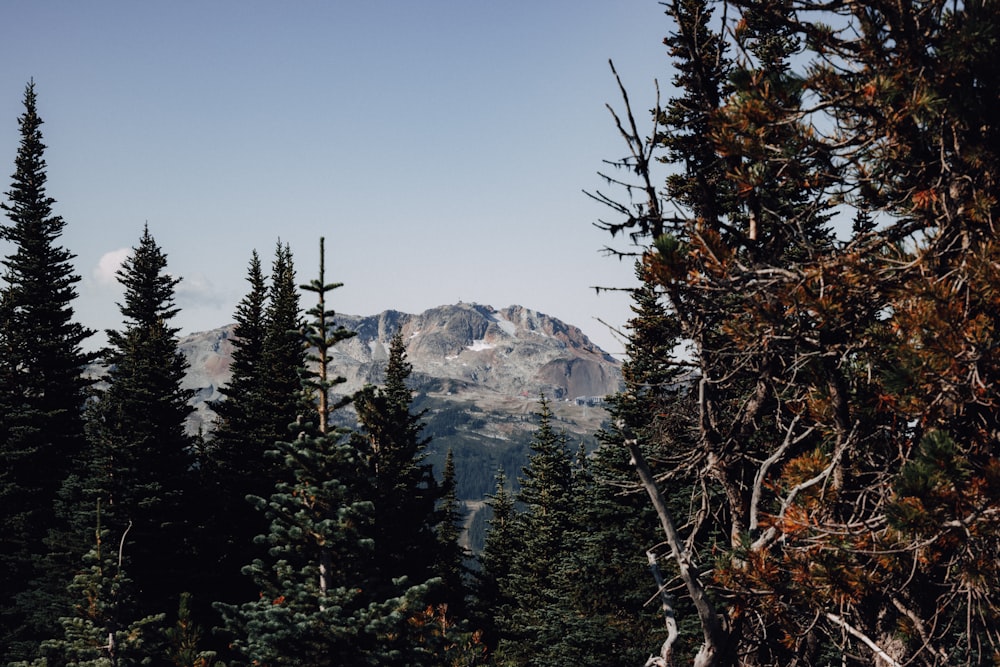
[552,441,670,667]
[259,241,305,445]
[594,0,1000,663]
[85,225,196,626]
[199,250,274,620]
[493,397,576,665]
[473,469,519,655]
[29,506,166,667]
[221,238,432,666]
[210,250,270,473]
[200,243,306,657]
[0,81,94,659]
[586,267,701,666]
[352,331,443,596]
[434,448,470,617]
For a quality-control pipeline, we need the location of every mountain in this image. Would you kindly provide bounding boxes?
[178,303,622,545]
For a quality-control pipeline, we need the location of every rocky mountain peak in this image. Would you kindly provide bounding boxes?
[177,303,621,435]
[332,302,619,400]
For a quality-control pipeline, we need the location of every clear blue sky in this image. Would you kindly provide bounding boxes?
[1,1,675,355]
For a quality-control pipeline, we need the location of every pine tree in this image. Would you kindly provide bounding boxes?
[434,448,470,617]
[352,331,444,596]
[594,0,1000,663]
[85,225,196,625]
[0,80,95,659]
[473,469,519,655]
[29,505,166,667]
[199,250,275,620]
[221,238,432,666]
[259,241,305,445]
[494,397,576,665]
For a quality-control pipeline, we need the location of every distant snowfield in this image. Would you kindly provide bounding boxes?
[467,339,496,352]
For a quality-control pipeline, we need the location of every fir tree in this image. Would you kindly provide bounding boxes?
[221,238,432,666]
[352,331,443,596]
[210,250,270,472]
[199,250,275,622]
[0,81,94,659]
[29,506,166,667]
[434,448,470,617]
[473,469,519,655]
[85,225,196,625]
[494,397,575,665]
[259,241,305,445]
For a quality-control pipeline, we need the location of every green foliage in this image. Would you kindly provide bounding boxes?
[0,81,95,658]
[198,244,306,643]
[85,225,196,625]
[34,514,166,667]
[162,593,217,667]
[472,470,519,655]
[353,331,444,594]
[434,449,471,617]
[221,239,439,666]
[596,0,1000,663]
[491,397,577,664]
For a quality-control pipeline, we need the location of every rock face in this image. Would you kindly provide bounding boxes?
[176,303,622,503]
[178,303,620,427]
[331,303,620,400]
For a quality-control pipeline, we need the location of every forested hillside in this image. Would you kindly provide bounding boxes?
[3,0,1000,665]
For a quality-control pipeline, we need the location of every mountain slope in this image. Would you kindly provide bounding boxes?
[178,303,622,508]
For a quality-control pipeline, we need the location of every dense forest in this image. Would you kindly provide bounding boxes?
[3,0,1000,665]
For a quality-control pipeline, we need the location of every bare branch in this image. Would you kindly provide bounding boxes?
[825,613,902,667]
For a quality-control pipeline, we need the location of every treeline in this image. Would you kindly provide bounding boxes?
[0,84,666,666]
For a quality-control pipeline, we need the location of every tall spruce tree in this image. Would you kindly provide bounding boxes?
[493,397,576,665]
[352,331,444,597]
[434,448,470,618]
[209,250,270,474]
[0,81,94,659]
[200,250,275,620]
[201,243,306,654]
[584,267,700,666]
[260,241,305,444]
[473,469,517,652]
[221,238,432,666]
[85,225,195,625]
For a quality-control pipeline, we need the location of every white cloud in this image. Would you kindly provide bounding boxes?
[176,273,228,310]
[93,248,130,286]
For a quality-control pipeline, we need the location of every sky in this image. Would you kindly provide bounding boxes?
[0,1,676,356]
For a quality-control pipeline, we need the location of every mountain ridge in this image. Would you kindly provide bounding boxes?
[177,303,621,507]
[180,302,621,424]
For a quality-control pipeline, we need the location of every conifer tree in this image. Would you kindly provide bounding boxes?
[222,238,431,666]
[210,250,270,474]
[549,269,700,666]
[199,250,274,618]
[0,81,94,658]
[493,397,575,665]
[353,331,444,596]
[595,0,1000,663]
[434,448,470,616]
[29,507,166,667]
[473,468,519,657]
[85,225,196,624]
[259,241,305,444]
